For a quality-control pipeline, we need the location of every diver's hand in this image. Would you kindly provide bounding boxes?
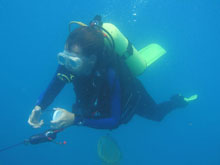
[50,107,75,129]
[28,106,44,128]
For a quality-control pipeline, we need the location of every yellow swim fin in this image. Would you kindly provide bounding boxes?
[138,43,166,67]
[184,94,198,102]
[125,44,166,76]
[97,135,122,165]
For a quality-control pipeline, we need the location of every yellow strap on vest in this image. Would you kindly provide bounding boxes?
[69,74,74,81]
[69,21,88,33]
[57,73,74,83]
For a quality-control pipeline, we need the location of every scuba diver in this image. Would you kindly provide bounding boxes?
[28,15,197,132]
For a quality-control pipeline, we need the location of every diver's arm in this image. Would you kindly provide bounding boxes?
[75,69,121,129]
[36,65,67,110]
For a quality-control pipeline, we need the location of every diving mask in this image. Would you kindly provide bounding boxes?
[57,50,83,72]
[57,50,97,75]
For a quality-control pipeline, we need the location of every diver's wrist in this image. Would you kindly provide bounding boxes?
[73,116,84,126]
[34,105,42,112]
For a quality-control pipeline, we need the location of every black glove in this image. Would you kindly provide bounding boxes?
[170,94,188,109]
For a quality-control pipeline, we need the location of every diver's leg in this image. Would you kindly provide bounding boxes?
[134,79,187,121]
[136,99,178,121]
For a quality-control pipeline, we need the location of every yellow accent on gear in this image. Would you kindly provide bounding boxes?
[69,74,75,81]
[69,21,87,33]
[57,73,73,83]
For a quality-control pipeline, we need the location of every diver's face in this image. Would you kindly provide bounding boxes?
[59,45,97,76]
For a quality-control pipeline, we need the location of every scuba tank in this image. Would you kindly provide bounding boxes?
[101,23,166,76]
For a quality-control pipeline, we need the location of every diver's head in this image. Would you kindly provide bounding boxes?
[58,26,105,75]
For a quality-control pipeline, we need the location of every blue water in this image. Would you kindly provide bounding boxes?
[0,0,219,164]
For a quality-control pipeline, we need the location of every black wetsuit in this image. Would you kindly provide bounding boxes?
[36,60,187,130]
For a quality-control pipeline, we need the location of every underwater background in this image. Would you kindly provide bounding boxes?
[0,0,219,164]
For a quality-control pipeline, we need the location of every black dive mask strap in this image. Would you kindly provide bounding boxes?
[89,15,115,51]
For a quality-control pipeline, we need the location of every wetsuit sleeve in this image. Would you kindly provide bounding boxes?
[36,66,67,110]
[75,69,121,129]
